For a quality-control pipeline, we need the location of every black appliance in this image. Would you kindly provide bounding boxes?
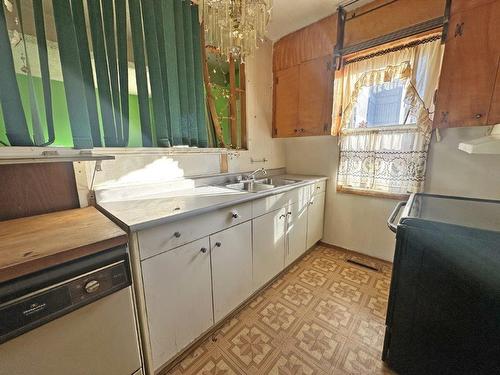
[383,193,500,375]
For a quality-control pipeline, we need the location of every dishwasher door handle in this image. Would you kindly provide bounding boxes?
[387,201,406,233]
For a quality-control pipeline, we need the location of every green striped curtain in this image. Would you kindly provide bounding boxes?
[132,0,209,147]
[0,0,208,148]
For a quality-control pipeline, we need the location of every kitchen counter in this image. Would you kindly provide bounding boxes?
[0,207,127,283]
[98,174,327,232]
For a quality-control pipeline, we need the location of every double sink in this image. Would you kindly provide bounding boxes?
[225,177,301,193]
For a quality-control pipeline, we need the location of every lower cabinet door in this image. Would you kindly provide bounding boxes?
[252,208,286,291]
[306,192,326,249]
[210,221,253,323]
[286,201,308,266]
[142,237,213,371]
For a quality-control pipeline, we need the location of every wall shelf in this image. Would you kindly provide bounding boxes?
[0,149,115,165]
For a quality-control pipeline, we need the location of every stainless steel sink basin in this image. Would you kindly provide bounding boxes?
[255,177,300,186]
[225,181,275,193]
[225,177,301,193]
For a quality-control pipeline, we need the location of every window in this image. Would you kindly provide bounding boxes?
[0,0,236,149]
[332,36,444,197]
[205,47,247,149]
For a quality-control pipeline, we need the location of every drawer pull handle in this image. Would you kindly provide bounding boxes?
[309,201,314,205]
[287,211,292,215]
[474,113,483,119]
[279,214,286,219]
[316,186,321,189]
[200,247,207,253]
[215,242,222,247]
[174,232,181,238]
[231,211,239,219]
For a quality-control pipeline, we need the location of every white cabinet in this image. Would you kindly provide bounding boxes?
[306,191,326,249]
[286,201,308,266]
[210,221,253,322]
[142,237,213,370]
[252,207,287,290]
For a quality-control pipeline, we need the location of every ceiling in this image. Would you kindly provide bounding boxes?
[266,0,376,41]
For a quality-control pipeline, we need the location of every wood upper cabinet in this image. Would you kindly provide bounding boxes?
[273,55,334,138]
[273,66,299,137]
[298,55,334,136]
[434,0,500,128]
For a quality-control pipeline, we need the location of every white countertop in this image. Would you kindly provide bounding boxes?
[97,174,327,231]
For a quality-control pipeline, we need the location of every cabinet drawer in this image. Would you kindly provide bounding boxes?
[253,185,311,217]
[311,180,326,196]
[137,202,252,260]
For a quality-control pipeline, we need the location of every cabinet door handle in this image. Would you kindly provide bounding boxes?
[474,113,483,119]
[279,214,286,219]
[309,201,314,206]
[294,129,298,133]
[316,186,321,190]
[287,211,292,215]
[174,232,181,238]
[200,247,207,253]
[215,242,222,247]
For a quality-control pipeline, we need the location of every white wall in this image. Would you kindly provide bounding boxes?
[285,126,500,262]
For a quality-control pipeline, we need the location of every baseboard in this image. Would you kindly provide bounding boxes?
[318,241,393,265]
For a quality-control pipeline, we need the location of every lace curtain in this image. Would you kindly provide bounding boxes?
[332,38,444,195]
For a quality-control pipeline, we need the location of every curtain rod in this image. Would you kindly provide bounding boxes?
[345,0,400,21]
[344,34,441,65]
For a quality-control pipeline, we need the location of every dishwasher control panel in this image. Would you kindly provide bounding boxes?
[0,260,130,344]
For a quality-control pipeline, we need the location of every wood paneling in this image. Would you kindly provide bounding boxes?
[0,162,80,221]
[273,65,300,137]
[272,0,445,73]
[451,0,499,13]
[488,58,500,125]
[273,15,337,72]
[0,207,127,283]
[298,55,334,136]
[434,0,500,128]
[344,0,446,47]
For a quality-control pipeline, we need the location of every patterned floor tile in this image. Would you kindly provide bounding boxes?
[339,265,373,286]
[313,298,354,335]
[328,280,363,306]
[334,341,395,375]
[163,245,393,375]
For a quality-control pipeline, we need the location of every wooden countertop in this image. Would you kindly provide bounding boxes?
[0,207,127,283]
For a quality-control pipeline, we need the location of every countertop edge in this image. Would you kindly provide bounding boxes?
[99,176,328,232]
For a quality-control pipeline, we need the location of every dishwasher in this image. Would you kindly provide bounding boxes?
[0,245,143,375]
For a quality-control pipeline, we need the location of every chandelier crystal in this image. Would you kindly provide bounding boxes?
[200,0,273,61]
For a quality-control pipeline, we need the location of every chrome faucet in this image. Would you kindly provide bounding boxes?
[246,168,267,180]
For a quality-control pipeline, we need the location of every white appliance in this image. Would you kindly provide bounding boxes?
[0,246,143,375]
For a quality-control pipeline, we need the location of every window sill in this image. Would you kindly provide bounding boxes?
[336,186,410,200]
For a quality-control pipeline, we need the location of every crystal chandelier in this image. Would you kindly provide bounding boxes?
[200,0,273,61]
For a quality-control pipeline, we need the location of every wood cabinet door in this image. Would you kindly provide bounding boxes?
[252,208,286,290]
[306,192,326,249]
[298,55,334,136]
[434,1,500,128]
[210,221,253,322]
[273,66,299,137]
[142,237,213,370]
[286,201,308,266]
